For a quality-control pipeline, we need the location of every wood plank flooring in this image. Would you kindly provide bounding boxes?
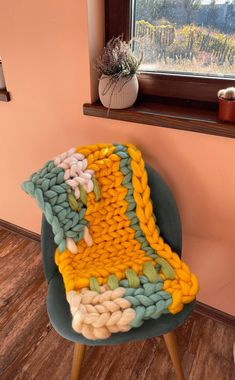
[0,227,235,380]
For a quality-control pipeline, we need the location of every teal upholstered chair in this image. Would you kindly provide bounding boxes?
[41,165,194,380]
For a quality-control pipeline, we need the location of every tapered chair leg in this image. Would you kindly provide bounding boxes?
[71,343,86,380]
[163,331,185,380]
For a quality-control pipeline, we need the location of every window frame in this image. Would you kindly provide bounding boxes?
[0,61,10,102]
[105,0,235,103]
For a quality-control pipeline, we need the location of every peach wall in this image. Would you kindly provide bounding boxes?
[0,0,234,315]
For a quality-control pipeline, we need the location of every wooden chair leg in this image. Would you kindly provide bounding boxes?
[163,331,185,380]
[71,343,86,380]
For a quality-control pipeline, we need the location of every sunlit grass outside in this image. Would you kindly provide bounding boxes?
[134,20,235,76]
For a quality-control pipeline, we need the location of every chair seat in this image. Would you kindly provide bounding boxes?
[47,271,195,346]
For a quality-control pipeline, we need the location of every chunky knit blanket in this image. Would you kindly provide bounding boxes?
[22,143,199,340]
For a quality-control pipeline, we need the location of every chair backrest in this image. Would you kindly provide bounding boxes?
[41,164,182,283]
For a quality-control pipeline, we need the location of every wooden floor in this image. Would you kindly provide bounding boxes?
[0,227,235,380]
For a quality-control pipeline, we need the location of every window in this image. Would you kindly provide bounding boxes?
[105,0,235,102]
[133,0,235,77]
[84,1,235,139]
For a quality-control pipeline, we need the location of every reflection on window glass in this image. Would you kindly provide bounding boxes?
[132,0,235,77]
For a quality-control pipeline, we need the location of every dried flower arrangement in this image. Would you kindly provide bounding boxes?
[217,87,235,123]
[95,36,142,78]
[95,36,142,112]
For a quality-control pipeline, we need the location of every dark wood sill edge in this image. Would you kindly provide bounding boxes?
[83,100,235,139]
[1,218,234,327]
[0,89,10,102]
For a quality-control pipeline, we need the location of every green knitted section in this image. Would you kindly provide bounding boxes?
[107,275,119,290]
[114,144,159,260]
[114,145,173,325]
[120,275,172,327]
[22,160,88,252]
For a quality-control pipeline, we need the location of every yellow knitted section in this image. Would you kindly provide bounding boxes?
[55,143,199,315]
[55,145,154,292]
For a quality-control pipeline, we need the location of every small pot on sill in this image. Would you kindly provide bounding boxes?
[98,74,139,109]
[218,98,235,122]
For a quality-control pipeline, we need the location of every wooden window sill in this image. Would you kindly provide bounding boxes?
[0,89,10,102]
[83,99,235,139]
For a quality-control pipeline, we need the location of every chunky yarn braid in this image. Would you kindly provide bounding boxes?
[22,149,95,253]
[22,143,199,340]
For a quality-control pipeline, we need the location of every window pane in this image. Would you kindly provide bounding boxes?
[132,0,235,77]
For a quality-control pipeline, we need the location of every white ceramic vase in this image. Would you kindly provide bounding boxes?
[98,74,139,109]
